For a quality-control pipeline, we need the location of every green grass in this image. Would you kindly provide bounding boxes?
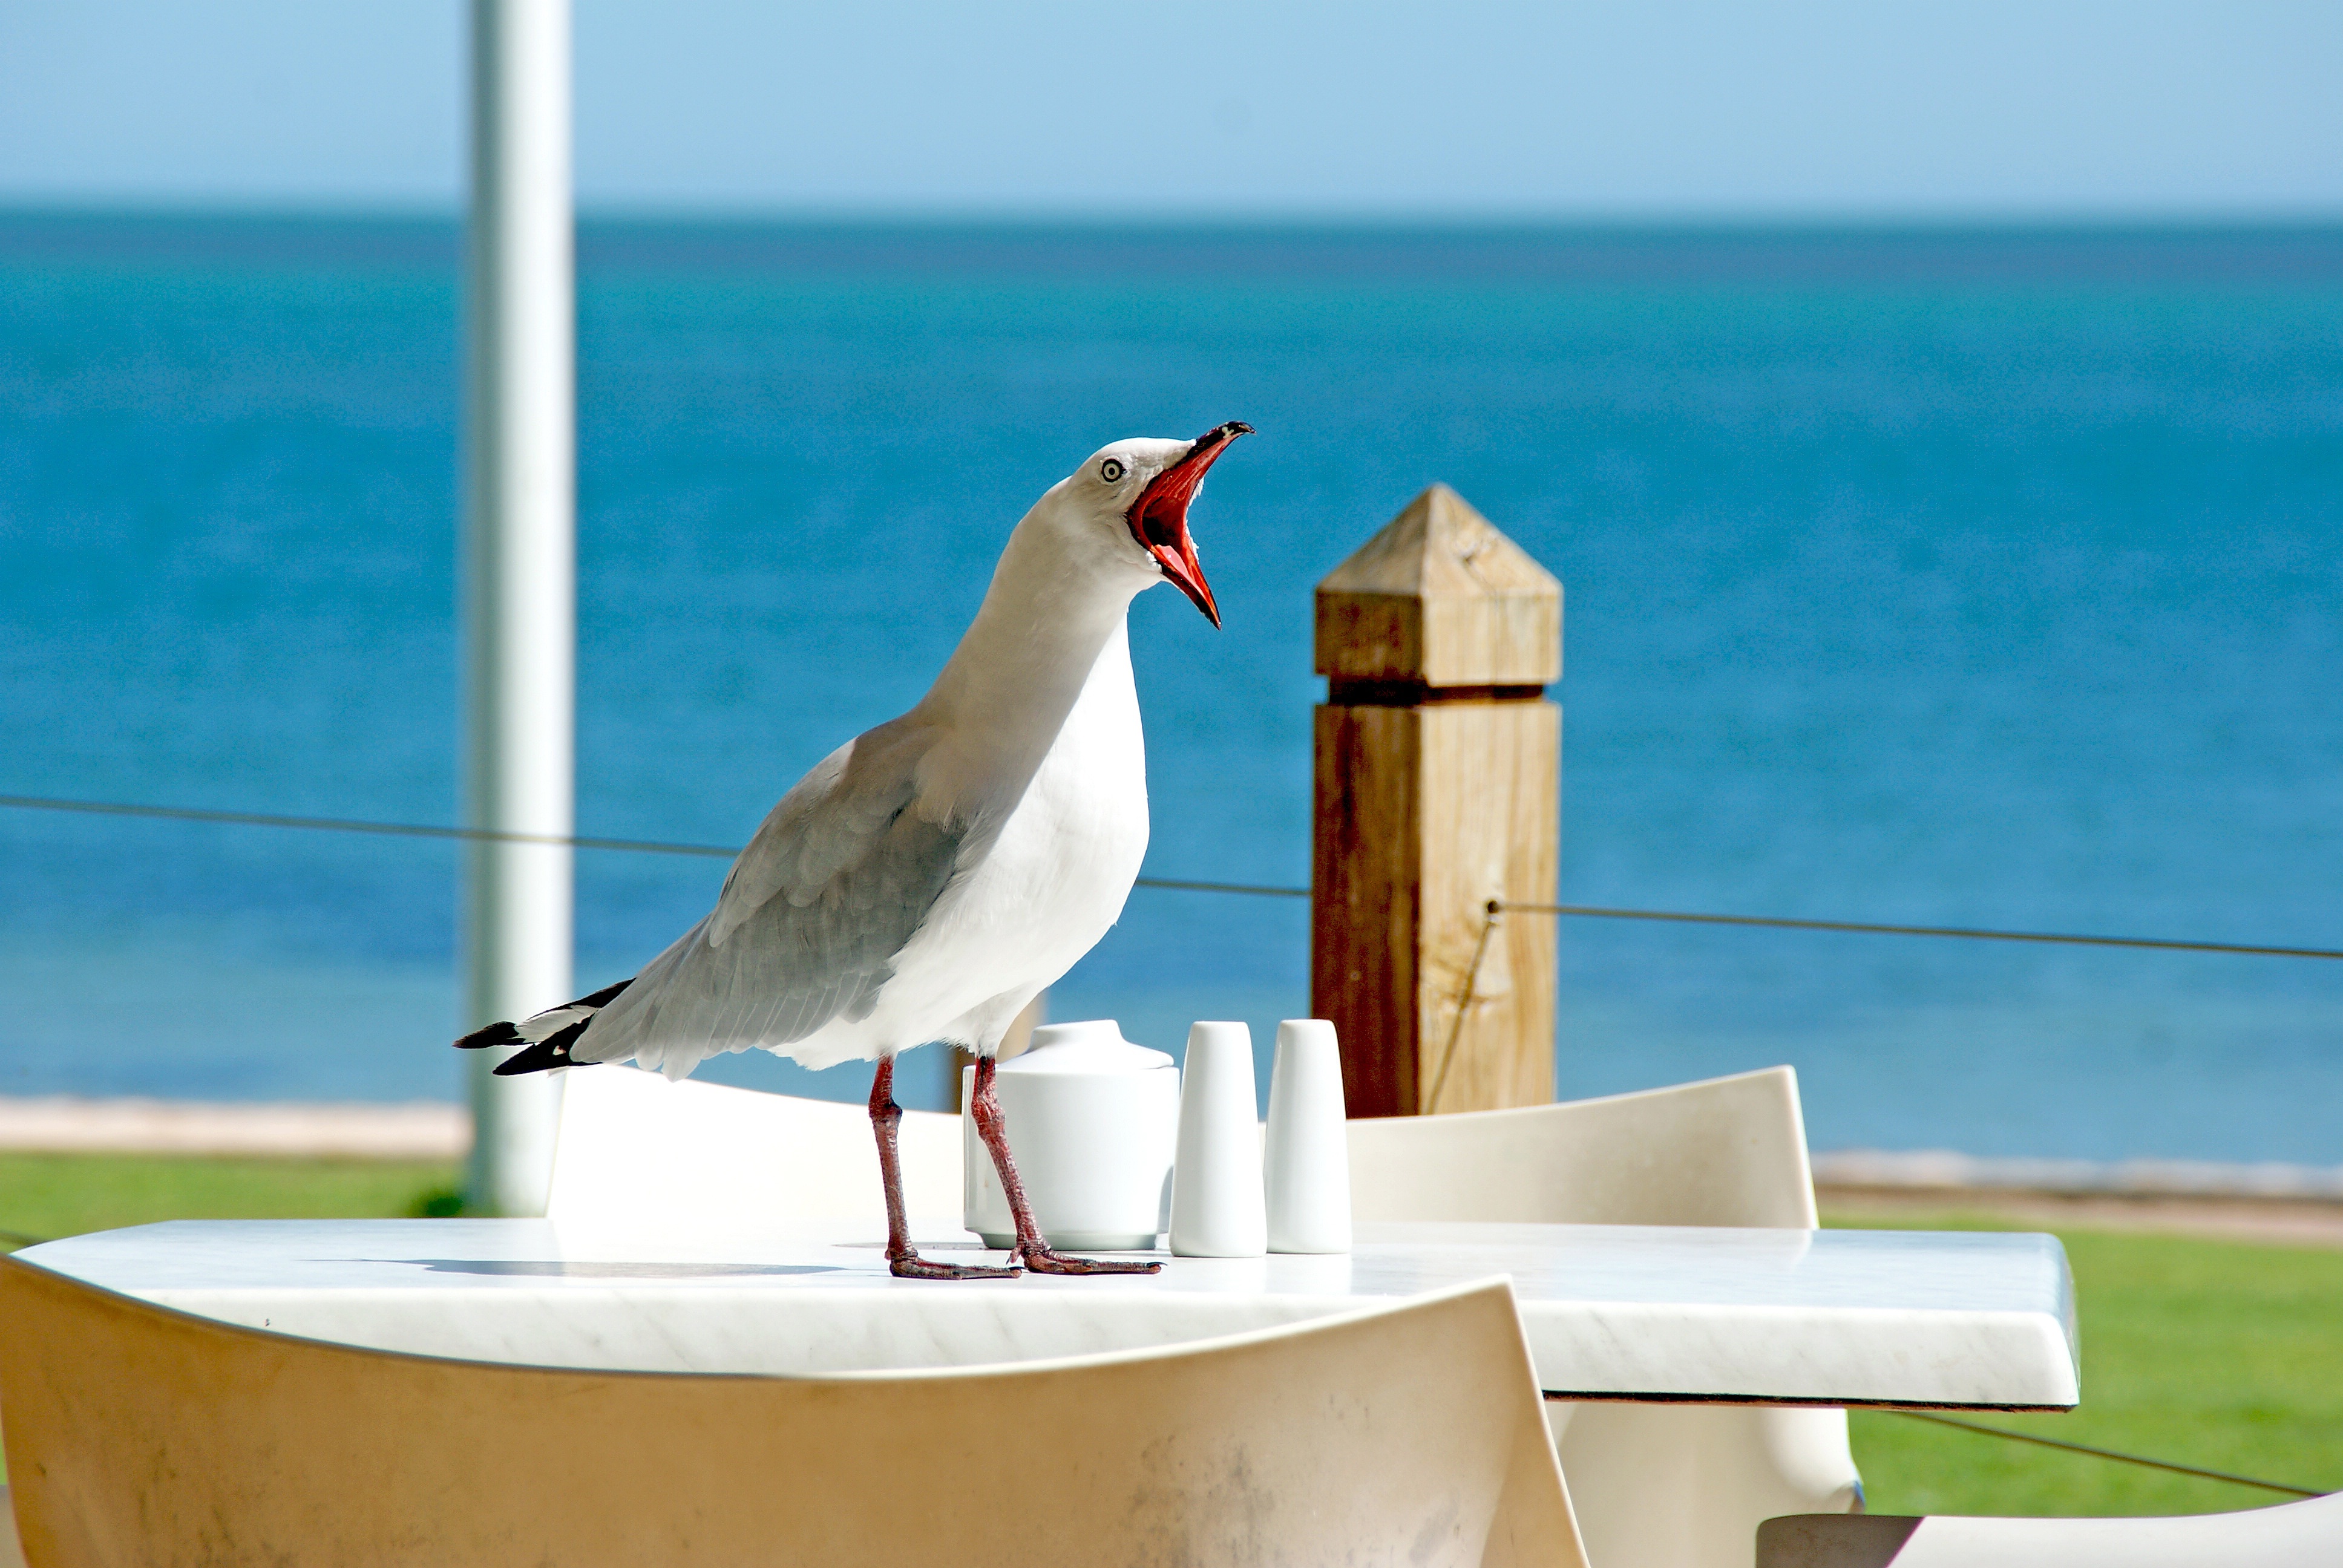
[0,1151,462,1252]
[1828,1210,2343,1518]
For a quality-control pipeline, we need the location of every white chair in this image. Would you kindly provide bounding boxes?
[545,1063,963,1225]
[1348,1065,1865,1568]
[0,1253,1588,1567]
[1757,1494,2343,1567]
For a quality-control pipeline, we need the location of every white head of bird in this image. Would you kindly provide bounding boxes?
[918,421,1250,759]
[1020,422,1250,626]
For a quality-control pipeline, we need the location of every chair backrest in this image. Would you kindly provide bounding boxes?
[1347,1066,1819,1229]
[1349,1069,1846,1568]
[0,1259,1587,1568]
[545,1065,963,1226]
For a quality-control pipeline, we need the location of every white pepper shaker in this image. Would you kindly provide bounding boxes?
[1169,1021,1268,1257]
[1264,1018,1352,1253]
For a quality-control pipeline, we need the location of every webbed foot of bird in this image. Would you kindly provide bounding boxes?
[889,1252,1022,1281]
[1016,1248,1163,1276]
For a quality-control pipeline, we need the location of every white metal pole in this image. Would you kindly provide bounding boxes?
[463,0,574,1215]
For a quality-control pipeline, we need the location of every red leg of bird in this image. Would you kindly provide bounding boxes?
[871,1056,1018,1280]
[970,1054,1162,1276]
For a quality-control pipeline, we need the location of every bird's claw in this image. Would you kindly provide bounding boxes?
[889,1252,1021,1281]
[1015,1247,1164,1276]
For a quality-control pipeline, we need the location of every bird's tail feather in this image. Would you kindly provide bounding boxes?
[451,979,632,1074]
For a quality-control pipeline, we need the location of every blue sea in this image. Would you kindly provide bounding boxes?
[1,212,2338,1162]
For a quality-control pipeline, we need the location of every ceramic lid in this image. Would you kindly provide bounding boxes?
[997,1019,1174,1075]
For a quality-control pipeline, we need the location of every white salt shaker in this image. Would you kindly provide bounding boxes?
[1169,1021,1268,1257]
[1264,1018,1352,1253]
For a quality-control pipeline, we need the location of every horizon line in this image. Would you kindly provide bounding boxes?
[4,195,2342,234]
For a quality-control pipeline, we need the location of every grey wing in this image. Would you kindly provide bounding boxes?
[576,725,968,1076]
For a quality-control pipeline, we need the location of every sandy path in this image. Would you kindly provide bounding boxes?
[0,1096,466,1160]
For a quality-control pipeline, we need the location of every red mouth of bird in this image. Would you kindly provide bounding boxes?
[1127,420,1251,627]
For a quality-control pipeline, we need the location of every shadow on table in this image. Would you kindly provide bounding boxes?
[364,1259,845,1279]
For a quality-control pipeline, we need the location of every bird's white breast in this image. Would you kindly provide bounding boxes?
[784,623,1149,1065]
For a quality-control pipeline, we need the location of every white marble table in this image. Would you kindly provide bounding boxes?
[11,1217,2079,1409]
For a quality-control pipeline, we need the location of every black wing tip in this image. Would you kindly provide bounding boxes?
[457,980,629,1054]
[490,1040,566,1076]
[490,1017,595,1076]
[454,1020,525,1051]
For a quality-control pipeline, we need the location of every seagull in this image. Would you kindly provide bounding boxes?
[458,422,1251,1279]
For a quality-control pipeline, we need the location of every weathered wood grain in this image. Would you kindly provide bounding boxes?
[1312,702,1422,1118]
[1314,485,1561,688]
[1311,486,1561,1117]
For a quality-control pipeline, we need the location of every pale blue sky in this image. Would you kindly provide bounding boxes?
[1,1,2338,217]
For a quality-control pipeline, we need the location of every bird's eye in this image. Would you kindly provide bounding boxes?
[1099,459,1126,483]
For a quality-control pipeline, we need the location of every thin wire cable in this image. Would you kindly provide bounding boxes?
[0,792,1320,898]
[1431,881,2343,1118]
[1889,1410,2328,1498]
[0,793,737,858]
[1498,900,2343,962]
[1130,874,1308,898]
[5,790,2339,957]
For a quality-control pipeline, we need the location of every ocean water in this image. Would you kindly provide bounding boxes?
[1,213,2338,1161]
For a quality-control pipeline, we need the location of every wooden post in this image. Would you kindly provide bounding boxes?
[1311,485,1561,1117]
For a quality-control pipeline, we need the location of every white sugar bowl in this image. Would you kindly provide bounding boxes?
[963,1020,1179,1251]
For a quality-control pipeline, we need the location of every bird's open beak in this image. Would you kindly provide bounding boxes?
[1127,420,1251,627]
